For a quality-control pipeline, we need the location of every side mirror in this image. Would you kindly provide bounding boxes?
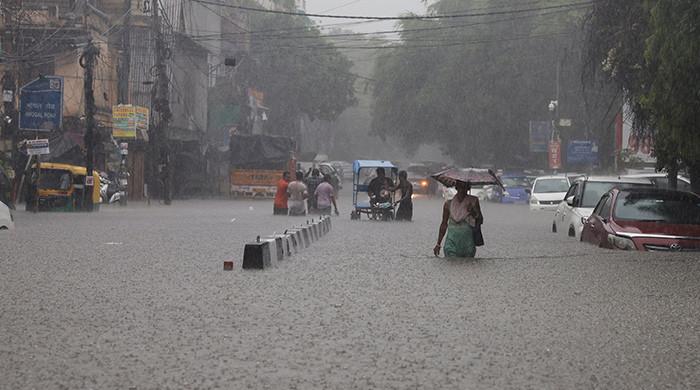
[566,195,575,206]
[581,217,588,225]
[525,188,531,195]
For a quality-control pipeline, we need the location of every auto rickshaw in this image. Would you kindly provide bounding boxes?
[29,162,101,211]
[351,160,398,221]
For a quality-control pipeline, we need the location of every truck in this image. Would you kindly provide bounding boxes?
[229,134,296,198]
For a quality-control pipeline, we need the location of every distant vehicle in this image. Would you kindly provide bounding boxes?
[499,175,532,204]
[623,173,693,193]
[529,176,572,211]
[0,200,14,230]
[553,176,653,238]
[581,188,700,251]
[406,163,437,195]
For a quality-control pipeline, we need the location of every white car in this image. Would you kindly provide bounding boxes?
[623,173,693,192]
[529,176,572,211]
[553,176,653,238]
[0,200,14,230]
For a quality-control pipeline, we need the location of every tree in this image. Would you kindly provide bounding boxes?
[585,0,700,191]
[236,10,357,139]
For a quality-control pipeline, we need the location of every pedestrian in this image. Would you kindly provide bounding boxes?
[305,168,323,213]
[287,171,308,216]
[434,181,484,258]
[273,171,290,215]
[314,174,339,216]
[394,170,413,221]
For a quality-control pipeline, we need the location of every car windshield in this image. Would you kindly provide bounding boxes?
[614,191,700,224]
[581,182,648,208]
[533,178,569,193]
[501,177,529,187]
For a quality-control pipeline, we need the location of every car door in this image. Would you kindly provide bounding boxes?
[557,182,578,230]
[588,194,613,247]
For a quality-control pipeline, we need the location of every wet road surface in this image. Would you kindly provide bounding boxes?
[1,193,699,389]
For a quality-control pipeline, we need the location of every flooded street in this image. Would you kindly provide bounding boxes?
[2,192,698,389]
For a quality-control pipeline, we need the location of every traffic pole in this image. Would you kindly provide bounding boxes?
[81,40,99,212]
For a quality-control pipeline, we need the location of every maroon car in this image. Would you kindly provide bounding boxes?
[581,188,700,252]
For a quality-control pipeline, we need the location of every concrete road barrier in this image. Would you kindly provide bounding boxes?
[263,236,284,262]
[243,239,272,270]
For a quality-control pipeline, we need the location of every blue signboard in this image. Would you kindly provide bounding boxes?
[19,76,63,132]
[567,140,599,165]
[529,121,552,153]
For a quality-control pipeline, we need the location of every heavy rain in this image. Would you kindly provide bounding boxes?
[1,0,699,388]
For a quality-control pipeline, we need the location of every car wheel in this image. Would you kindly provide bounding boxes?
[552,222,557,233]
[568,226,576,237]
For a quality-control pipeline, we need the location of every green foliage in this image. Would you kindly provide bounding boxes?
[586,0,700,190]
[236,10,357,137]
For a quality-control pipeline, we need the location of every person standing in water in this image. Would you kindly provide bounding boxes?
[394,170,413,221]
[273,171,290,215]
[434,181,483,257]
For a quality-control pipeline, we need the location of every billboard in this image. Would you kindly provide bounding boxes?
[620,104,655,163]
[112,105,149,139]
[567,140,599,165]
[548,140,561,169]
[529,121,552,153]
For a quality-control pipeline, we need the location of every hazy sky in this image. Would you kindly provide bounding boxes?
[306,0,427,33]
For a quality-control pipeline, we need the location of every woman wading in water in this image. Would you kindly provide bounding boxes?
[434,181,484,257]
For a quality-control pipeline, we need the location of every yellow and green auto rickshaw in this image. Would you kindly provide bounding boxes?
[30,162,100,211]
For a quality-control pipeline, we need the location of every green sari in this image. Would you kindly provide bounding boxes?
[444,218,476,258]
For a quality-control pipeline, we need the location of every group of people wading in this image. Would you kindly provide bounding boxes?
[273,168,485,258]
[273,170,339,217]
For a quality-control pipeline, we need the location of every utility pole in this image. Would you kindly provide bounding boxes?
[81,40,99,212]
[151,0,172,205]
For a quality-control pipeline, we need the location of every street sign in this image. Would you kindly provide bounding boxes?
[19,76,63,132]
[559,118,572,127]
[529,121,552,153]
[3,90,13,103]
[567,140,599,165]
[26,139,50,156]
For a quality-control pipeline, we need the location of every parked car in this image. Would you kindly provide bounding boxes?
[0,200,14,230]
[623,173,693,193]
[499,175,532,203]
[553,176,653,238]
[529,175,572,211]
[581,188,700,251]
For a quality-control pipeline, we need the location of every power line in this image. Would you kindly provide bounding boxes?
[188,0,596,21]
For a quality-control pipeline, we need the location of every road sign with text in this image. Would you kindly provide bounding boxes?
[19,76,63,132]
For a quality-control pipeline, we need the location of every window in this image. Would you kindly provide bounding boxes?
[614,191,700,224]
[598,195,613,219]
[533,178,570,193]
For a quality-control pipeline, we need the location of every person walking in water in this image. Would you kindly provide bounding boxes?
[314,174,339,216]
[394,170,413,221]
[273,171,290,215]
[434,181,484,257]
[287,171,308,216]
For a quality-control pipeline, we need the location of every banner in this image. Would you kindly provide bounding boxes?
[548,140,561,170]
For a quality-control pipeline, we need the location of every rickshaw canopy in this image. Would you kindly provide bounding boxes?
[353,160,397,174]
